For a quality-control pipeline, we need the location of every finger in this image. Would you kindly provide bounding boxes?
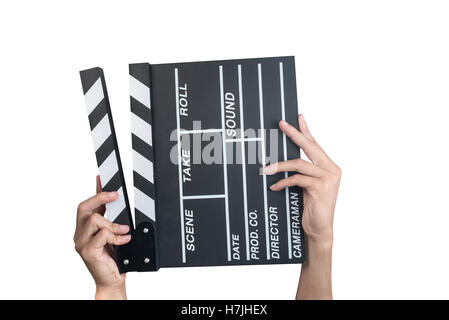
[298,114,314,141]
[263,158,325,177]
[298,114,329,156]
[298,115,341,175]
[77,191,118,220]
[96,175,102,194]
[95,176,106,215]
[89,228,131,250]
[270,174,316,191]
[76,213,130,248]
[279,119,323,162]
[279,120,334,172]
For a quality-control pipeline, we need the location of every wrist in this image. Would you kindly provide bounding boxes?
[306,234,333,251]
[95,283,127,300]
[306,236,334,252]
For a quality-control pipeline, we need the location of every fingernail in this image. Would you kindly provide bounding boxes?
[119,224,129,231]
[263,164,276,175]
[122,235,131,242]
[108,192,118,198]
[269,184,276,191]
[280,120,286,126]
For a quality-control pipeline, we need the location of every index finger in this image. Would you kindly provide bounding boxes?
[77,191,118,220]
[96,175,102,194]
[95,175,106,216]
[279,120,331,169]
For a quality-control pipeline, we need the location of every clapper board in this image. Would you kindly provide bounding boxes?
[79,56,305,273]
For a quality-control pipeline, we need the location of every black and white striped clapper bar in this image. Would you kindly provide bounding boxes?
[80,57,305,273]
[80,67,157,273]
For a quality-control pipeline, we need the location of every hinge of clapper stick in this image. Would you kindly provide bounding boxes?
[79,67,158,272]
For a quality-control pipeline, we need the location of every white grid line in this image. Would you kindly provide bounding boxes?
[175,68,186,263]
[238,64,250,261]
[219,65,232,262]
[258,63,270,260]
[225,137,262,143]
[179,129,223,135]
[183,194,225,200]
[280,62,292,259]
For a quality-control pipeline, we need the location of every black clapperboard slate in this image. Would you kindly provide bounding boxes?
[80,56,305,273]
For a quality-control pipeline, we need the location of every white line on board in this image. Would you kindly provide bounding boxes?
[280,62,292,259]
[225,137,262,143]
[183,194,226,200]
[219,65,232,262]
[238,64,250,261]
[258,63,270,260]
[175,68,186,263]
[179,129,223,135]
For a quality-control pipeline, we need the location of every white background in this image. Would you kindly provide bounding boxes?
[0,0,448,299]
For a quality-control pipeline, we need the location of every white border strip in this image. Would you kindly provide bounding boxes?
[219,65,232,262]
[175,68,186,263]
[258,63,270,260]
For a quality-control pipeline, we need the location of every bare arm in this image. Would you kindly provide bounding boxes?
[264,114,340,300]
[296,239,333,299]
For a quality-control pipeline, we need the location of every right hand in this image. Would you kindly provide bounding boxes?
[74,176,131,299]
[265,115,341,246]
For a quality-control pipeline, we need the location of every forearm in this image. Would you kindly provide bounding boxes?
[95,284,127,300]
[296,238,333,300]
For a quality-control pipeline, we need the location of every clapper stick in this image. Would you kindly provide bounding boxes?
[129,63,157,226]
[80,67,158,273]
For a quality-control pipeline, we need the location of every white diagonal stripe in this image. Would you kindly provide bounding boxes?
[99,150,118,187]
[92,114,111,151]
[130,75,151,108]
[131,112,152,146]
[105,187,126,222]
[134,187,155,221]
[133,150,154,183]
[84,78,104,115]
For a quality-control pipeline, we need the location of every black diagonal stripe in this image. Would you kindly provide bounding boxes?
[133,171,155,199]
[88,99,108,130]
[132,134,154,162]
[113,208,133,226]
[103,171,122,193]
[131,96,152,125]
[135,208,152,225]
[80,67,102,94]
[95,135,115,167]
[129,63,150,87]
